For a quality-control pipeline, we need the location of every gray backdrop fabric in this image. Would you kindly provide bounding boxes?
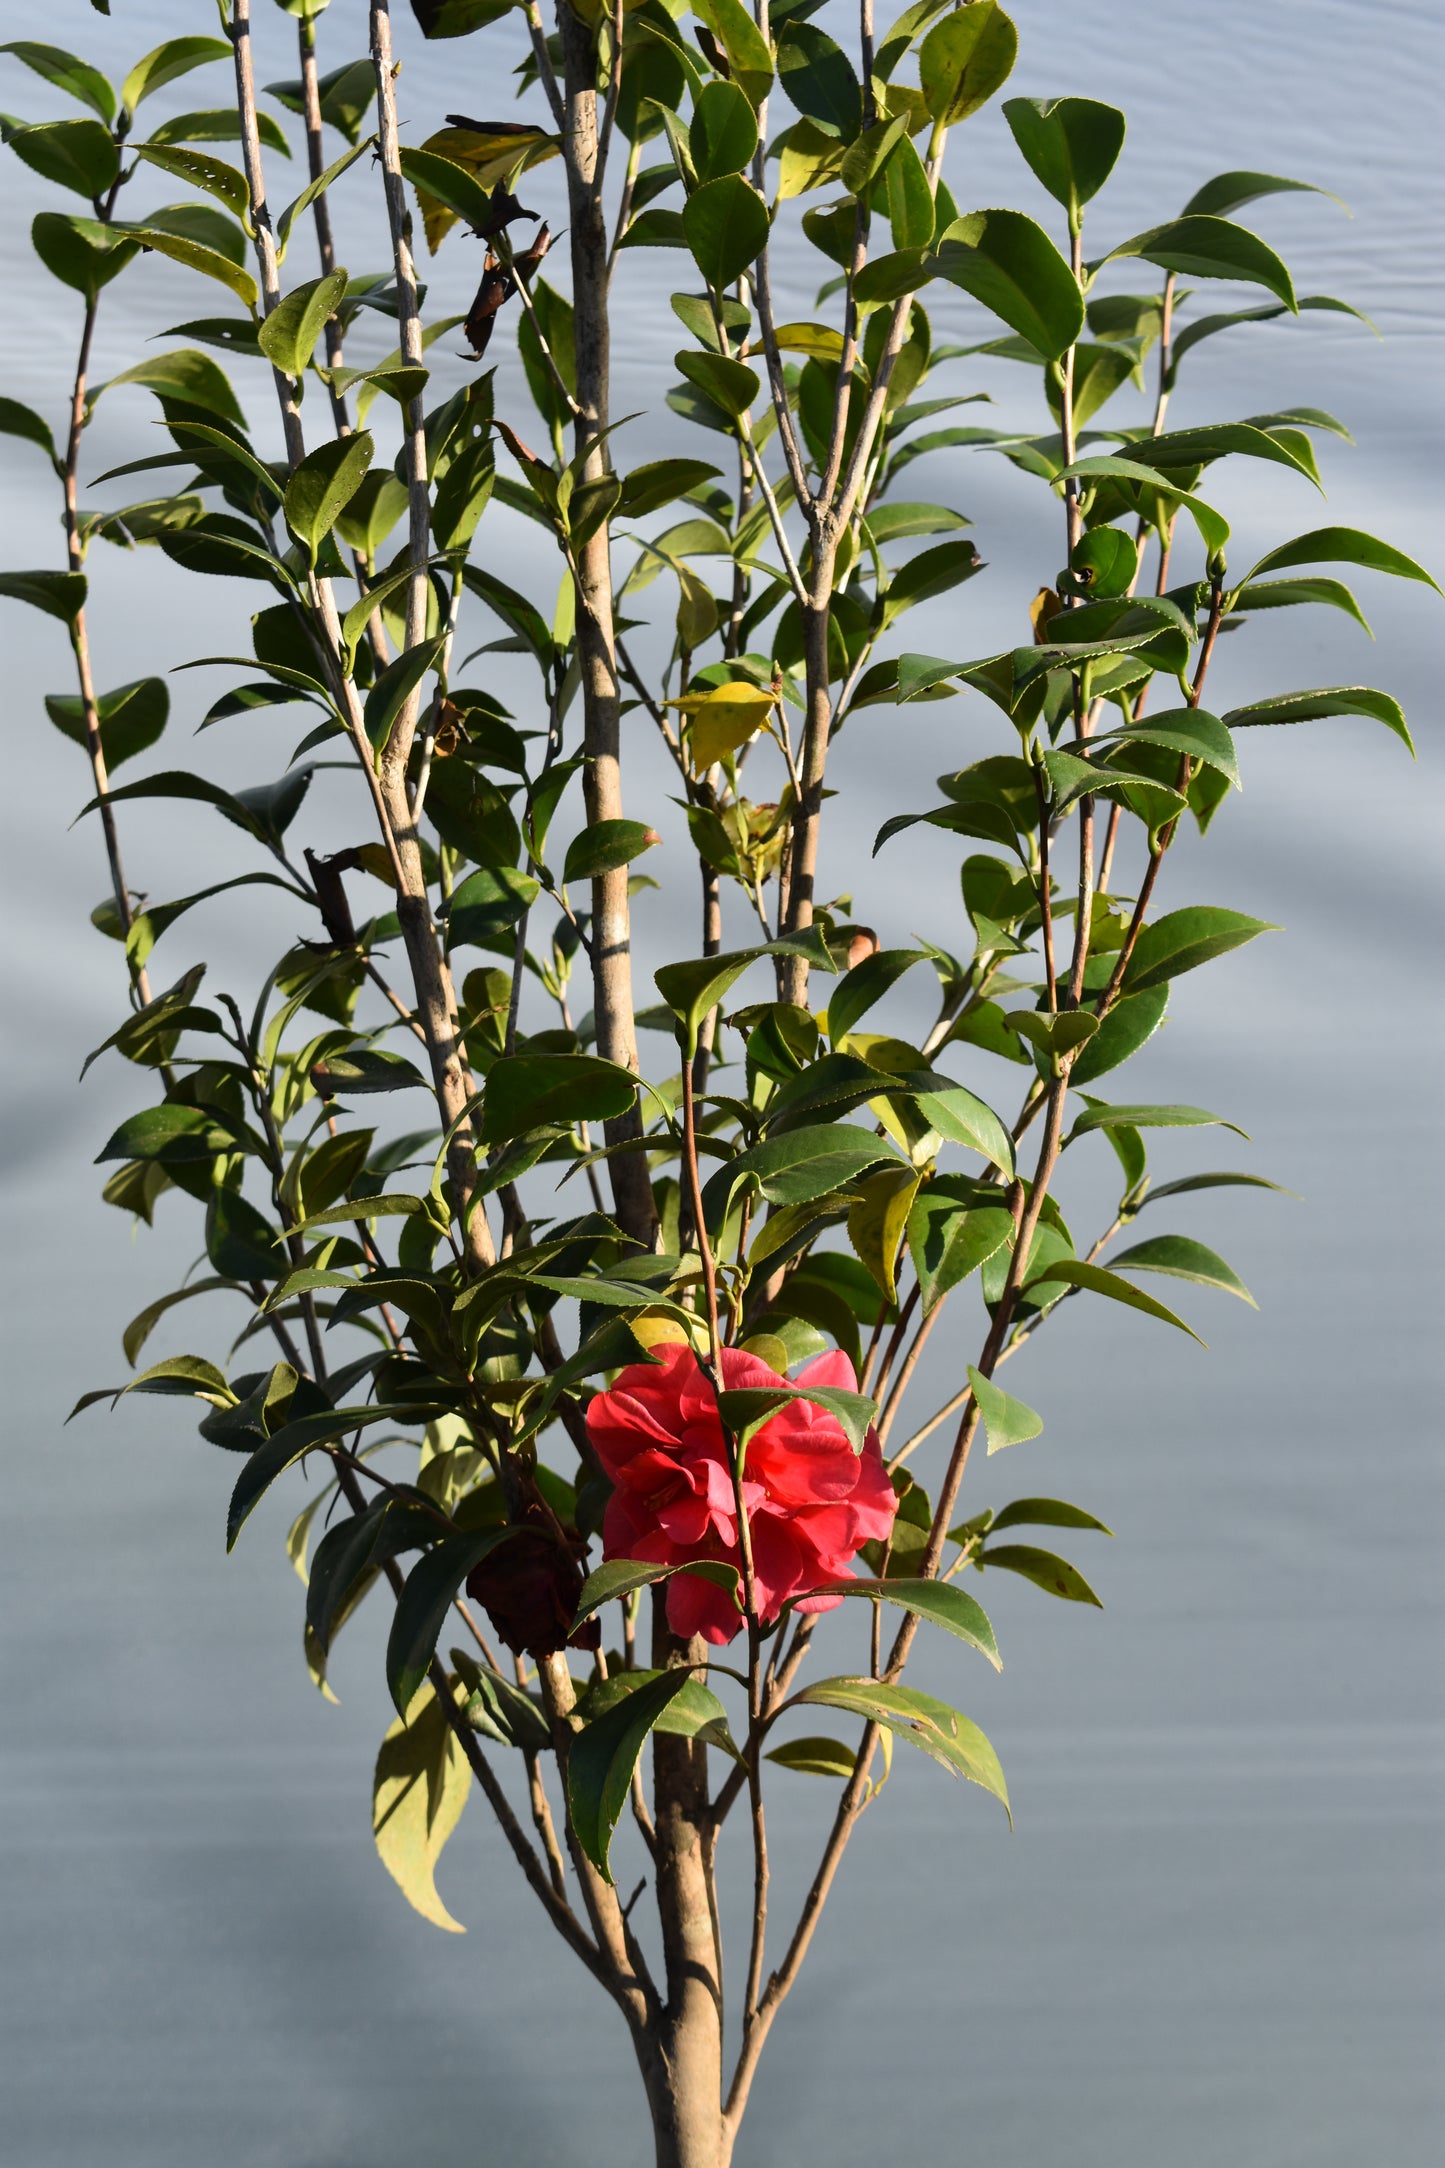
[2,2,1441,2161]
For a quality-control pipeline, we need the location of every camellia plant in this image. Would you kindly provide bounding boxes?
[3,0,1437,2160]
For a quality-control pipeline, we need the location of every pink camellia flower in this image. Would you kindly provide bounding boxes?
[586,1342,898,1645]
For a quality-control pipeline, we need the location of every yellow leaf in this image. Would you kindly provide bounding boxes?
[372,1679,471,1932]
[847,1162,922,1300]
[667,682,778,772]
[415,126,558,252]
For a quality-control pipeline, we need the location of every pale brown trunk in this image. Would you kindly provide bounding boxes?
[779,566,837,1005]
[557,0,658,1248]
[642,1602,729,2168]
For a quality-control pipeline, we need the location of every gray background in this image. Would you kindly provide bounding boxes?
[2,1,1441,2162]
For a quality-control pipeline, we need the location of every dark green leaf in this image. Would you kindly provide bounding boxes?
[683,173,770,287]
[1067,982,1167,1084]
[573,1556,742,1626]
[1123,906,1277,994]
[1098,215,1296,310]
[988,1496,1113,1536]
[364,633,446,756]
[0,40,115,123]
[827,947,928,1046]
[569,1665,696,1880]
[777,20,863,139]
[258,270,350,377]
[31,210,139,299]
[1180,169,1337,220]
[935,210,1084,362]
[1003,96,1124,222]
[6,117,117,197]
[617,456,723,519]
[1240,523,1441,595]
[907,1179,1014,1312]
[0,569,86,623]
[480,1054,640,1145]
[387,1529,517,1714]
[563,819,659,885]
[284,432,374,562]
[807,1577,1001,1668]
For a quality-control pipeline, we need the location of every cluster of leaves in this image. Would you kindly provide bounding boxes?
[3,0,1435,2083]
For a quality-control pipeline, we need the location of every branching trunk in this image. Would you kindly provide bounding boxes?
[557,0,658,1249]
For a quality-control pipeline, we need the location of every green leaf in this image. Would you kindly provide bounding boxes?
[1240,523,1441,595]
[309,1048,427,1098]
[1121,907,1277,995]
[690,80,758,180]
[907,1179,1014,1312]
[1236,684,1414,757]
[675,347,759,420]
[1181,169,1338,219]
[1227,577,1372,634]
[569,1665,697,1880]
[98,346,246,425]
[1067,982,1167,1085]
[913,1083,1015,1177]
[808,1578,1001,1668]
[789,1676,1010,1815]
[764,1735,860,1777]
[618,456,722,519]
[563,819,659,885]
[828,947,928,1046]
[1021,1255,1205,1343]
[977,1543,1101,1604]
[372,1679,471,1934]
[1108,1233,1256,1305]
[257,270,349,377]
[227,1405,408,1548]
[126,224,259,309]
[148,107,292,158]
[94,1101,247,1166]
[363,632,445,756]
[966,1364,1043,1453]
[120,35,231,120]
[919,1,1018,127]
[284,431,374,562]
[0,40,115,124]
[132,142,248,218]
[78,765,316,847]
[1060,455,1230,558]
[7,117,118,198]
[1102,706,1240,788]
[408,0,515,39]
[776,20,863,139]
[717,1382,879,1455]
[702,1123,900,1228]
[1004,1008,1101,1063]
[264,56,377,147]
[1098,215,1296,310]
[692,0,775,107]
[573,1557,741,1627]
[0,395,59,466]
[654,930,834,1056]
[1140,1171,1292,1207]
[31,210,139,299]
[934,210,1084,362]
[276,139,374,261]
[387,1528,516,1715]
[1003,96,1125,224]
[877,538,983,624]
[119,1277,238,1369]
[683,174,770,288]
[988,1496,1113,1536]
[480,1053,640,1145]
[0,569,86,623]
[1068,1099,1248,1142]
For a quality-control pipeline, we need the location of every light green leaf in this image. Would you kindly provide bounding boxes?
[126,224,259,309]
[372,1679,471,1933]
[132,142,249,219]
[789,1676,1010,1815]
[977,1543,1101,1604]
[275,137,374,261]
[966,1364,1043,1453]
[919,1,1018,126]
[257,269,349,376]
